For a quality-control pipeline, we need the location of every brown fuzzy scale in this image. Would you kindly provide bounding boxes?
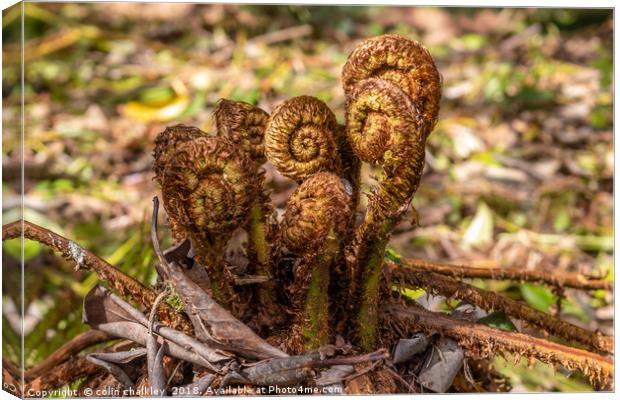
[161,136,259,308]
[280,172,353,351]
[342,34,441,137]
[214,99,270,165]
[152,124,207,185]
[265,96,342,182]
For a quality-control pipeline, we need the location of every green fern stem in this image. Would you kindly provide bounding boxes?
[356,217,397,351]
[302,229,340,349]
[248,201,278,313]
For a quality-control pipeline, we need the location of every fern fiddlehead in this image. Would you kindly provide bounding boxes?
[280,172,352,351]
[153,124,207,187]
[342,33,441,135]
[214,99,270,166]
[264,95,342,182]
[157,133,259,309]
[342,34,442,350]
[214,99,282,323]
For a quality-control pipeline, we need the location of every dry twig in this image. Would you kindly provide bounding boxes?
[403,258,611,291]
[24,330,111,381]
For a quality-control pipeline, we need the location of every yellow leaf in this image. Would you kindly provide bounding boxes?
[120,95,190,123]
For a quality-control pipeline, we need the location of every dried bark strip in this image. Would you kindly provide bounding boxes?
[157,257,288,360]
[2,220,192,334]
[390,262,613,354]
[146,334,167,396]
[24,330,111,380]
[387,304,613,388]
[85,352,140,390]
[101,288,219,362]
[83,285,228,367]
[91,321,218,369]
[404,258,612,291]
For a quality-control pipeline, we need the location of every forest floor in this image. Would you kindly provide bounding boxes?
[2,4,613,392]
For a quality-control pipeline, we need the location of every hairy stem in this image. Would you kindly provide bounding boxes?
[390,262,614,354]
[192,241,238,311]
[403,258,612,291]
[213,99,279,319]
[338,124,362,234]
[249,203,269,269]
[345,78,425,350]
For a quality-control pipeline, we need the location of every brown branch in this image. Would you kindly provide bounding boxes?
[24,330,112,381]
[2,357,21,380]
[2,361,22,397]
[25,357,102,396]
[24,340,146,395]
[403,258,611,291]
[2,220,192,334]
[386,303,614,388]
[390,262,613,354]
